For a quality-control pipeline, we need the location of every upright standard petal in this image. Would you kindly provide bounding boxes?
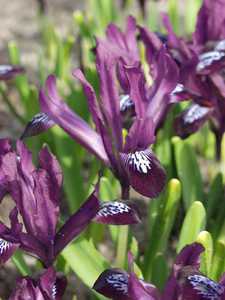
[194,0,225,47]
[39,267,67,300]
[162,243,204,300]
[9,278,44,300]
[39,75,110,165]
[96,41,123,151]
[147,47,179,129]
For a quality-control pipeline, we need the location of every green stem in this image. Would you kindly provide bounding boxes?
[116,225,129,268]
[0,86,26,125]
[12,250,31,276]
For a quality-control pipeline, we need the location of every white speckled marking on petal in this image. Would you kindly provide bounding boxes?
[188,274,224,300]
[106,273,128,294]
[97,202,130,218]
[183,104,210,124]
[197,51,225,72]
[120,94,134,112]
[0,239,11,255]
[0,65,13,75]
[126,150,151,174]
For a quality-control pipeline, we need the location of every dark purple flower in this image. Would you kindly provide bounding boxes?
[9,267,66,300]
[161,243,205,300]
[0,139,140,264]
[0,139,100,266]
[174,103,213,138]
[93,243,206,300]
[93,253,159,300]
[20,38,178,199]
[146,1,225,158]
[0,64,25,81]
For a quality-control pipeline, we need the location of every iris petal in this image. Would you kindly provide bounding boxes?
[188,274,224,300]
[20,112,55,139]
[0,238,18,263]
[121,149,166,198]
[93,269,130,300]
[94,201,140,225]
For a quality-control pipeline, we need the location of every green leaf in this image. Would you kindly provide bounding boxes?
[8,41,30,107]
[12,250,31,276]
[211,240,225,281]
[177,201,206,252]
[62,237,109,287]
[173,137,204,210]
[144,179,181,280]
[196,231,213,276]
[151,253,169,291]
[206,173,223,221]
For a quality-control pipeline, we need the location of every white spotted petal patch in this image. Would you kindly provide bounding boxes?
[0,238,18,263]
[93,269,129,298]
[183,104,210,124]
[125,150,151,174]
[196,51,225,73]
[106,272,129,294]
[120,94,134,112]
[94,201,140,225]
[21,112,55,139]
[121,149,166,198]
[188,274,225,300]
[51,283,57,299]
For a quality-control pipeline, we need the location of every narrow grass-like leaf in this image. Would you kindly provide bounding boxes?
[12,250,31,276]
[196,231,213,276]
[62,237,109,287]
[151,253,169,291]
[211,240,225,281]
[173,137,204,210]
[177,201,206,252]
[144,179,181,280]
[206,173,223,221]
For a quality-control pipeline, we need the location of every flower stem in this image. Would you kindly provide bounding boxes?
[116,183,130,268]
[116,225,129,268]
[0,85,26,125]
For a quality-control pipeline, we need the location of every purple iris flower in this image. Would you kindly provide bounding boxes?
[93,243,213,300]
[140,0,225,158]
[0,138,100,266]
[21,16,179,199]
[9,267,66,300]
[0,64,25,80]
[0,138,140,265]
[93,252,160,300]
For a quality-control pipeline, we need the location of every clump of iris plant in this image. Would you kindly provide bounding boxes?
[0,138,139,298]
[93,243,225,300]
[9,267,66,300]
[21,17,179,200]
[140,0,225,159]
